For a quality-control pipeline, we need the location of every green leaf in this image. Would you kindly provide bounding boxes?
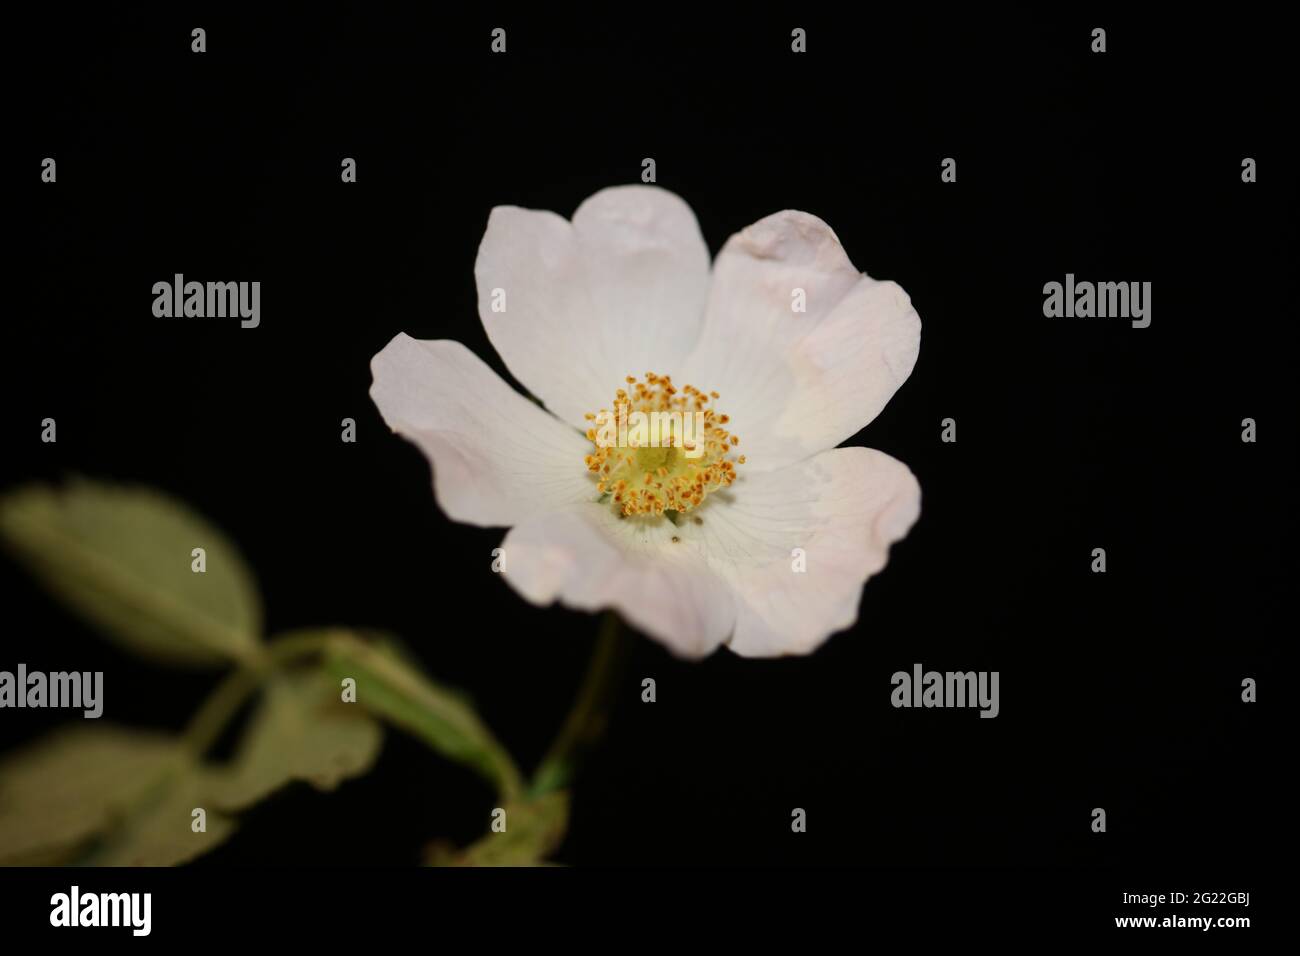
[0,668,384,866]
[320,633,523,798]
[205,669,383,813]
[0,481,264,667]
[82,768,238,866]
[0,725,223,866]
[426,791,570,866]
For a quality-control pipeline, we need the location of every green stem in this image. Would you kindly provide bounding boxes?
[529,612,629,797]
[181,666,262,756]
[264,629,347,665]
[181,630,349,757]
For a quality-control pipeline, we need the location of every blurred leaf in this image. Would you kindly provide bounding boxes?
[0,725,210,865]
[0,480,263,667]
[206,669,383,812]
[426,791,569,866]
[320,632,523,798]
[84,768,237,866]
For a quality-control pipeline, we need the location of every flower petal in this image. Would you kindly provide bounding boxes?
[683,446,920,657]
[497,446,918,659]
[680,211,921,472]
[475,186,711,429]
[499,505,736,659]
[370,334,593,527]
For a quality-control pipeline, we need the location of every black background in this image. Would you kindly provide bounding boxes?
[5,8,1290,880]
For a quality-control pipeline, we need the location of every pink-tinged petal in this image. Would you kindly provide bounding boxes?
[475,186,711,429]
[499,505,736,659]
[370,334,593,527]
[681,211,920,472]
[681,446,921,657]
[497,446,918,659]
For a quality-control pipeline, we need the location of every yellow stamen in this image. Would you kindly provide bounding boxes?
[584,372,744,517]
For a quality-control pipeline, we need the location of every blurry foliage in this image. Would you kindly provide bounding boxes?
[0,482,262,666]
[0,480,567,866]
[425,791,570,866]
[204,669,383,814]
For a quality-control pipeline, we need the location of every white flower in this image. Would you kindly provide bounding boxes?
[370,186,921,658]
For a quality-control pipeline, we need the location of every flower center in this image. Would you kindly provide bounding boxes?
[584,373,745,517]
